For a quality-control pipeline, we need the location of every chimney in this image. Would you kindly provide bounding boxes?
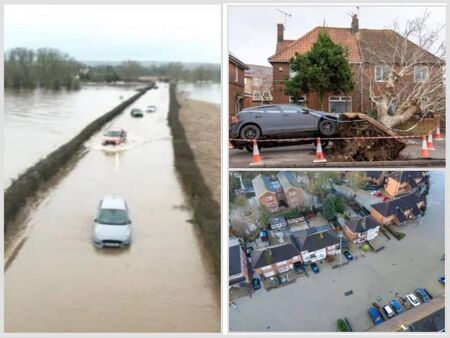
[351,14,359,33]
[277,23,284,43]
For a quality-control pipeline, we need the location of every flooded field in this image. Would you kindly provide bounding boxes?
[177,82,220,104]
[4,84,139,186]
[5,83,220,332]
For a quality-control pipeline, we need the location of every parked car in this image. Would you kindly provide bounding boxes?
[381,196,390,202]
[439,276,445,285]
[406,293,421,307]
[293,262,304,274]
[102,129,127,146]
[343,251,354,261]
[365,185,378,191]
[130,108,144,117]
[371,190,380,196]
[389,299,404,314]
[311,262,320,274]
[252,277,261,290]
[229,104,341,152]
[368,307,383,326]
[93,195,131,248]
[374,191,383,197]
[415,288,430,302]
[383,305,396,318]
[146,105,157,113]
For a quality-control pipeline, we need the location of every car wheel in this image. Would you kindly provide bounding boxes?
[240,124,261,140]
[318,119,337,137]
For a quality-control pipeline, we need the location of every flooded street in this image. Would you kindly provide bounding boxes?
[4,84,139,186]
[5,82,220,332]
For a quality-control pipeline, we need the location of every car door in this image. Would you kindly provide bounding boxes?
[255,106,284,136]
[280,105,318,136]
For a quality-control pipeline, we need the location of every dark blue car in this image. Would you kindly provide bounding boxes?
[311,262,320,274]
[368,307,383,325]
[343,251,354,261]
[415,288,430,302]
[252,277,261,291]
[389,299,404,314]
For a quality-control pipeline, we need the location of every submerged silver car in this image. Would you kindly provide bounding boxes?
[93,195,131,248]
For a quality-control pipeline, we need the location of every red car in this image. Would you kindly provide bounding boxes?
[375,191,383,197]
[382,196,390,202]
[103,129,127,145]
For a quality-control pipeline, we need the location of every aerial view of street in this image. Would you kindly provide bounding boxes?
[4,5,220,333]
[229,171,444,332]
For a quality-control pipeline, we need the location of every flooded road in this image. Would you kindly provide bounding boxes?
[4,84,139,186]
[5,82,220,332]
[177,82,221,104]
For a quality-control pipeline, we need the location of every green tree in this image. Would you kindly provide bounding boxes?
[284,29,354,110]
[258,204,271,229]
[348,172,367,196]
[334,196,345,214]
[322,194,336,220]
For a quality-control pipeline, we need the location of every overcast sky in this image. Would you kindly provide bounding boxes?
[229,5,446,66]
[4,5,221,63]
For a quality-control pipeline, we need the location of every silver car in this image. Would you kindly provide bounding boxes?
[93,195,131,248]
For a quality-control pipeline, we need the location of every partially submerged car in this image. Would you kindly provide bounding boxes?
[130,108,144,118]
[102,129,127,146]
[93,195,131,248]
[146,105,157,113]
[229,104,340,151]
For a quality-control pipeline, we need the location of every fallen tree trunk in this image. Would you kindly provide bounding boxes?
[328,113,407,162]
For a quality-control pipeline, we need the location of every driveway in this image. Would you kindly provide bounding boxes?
[229,172,444,332]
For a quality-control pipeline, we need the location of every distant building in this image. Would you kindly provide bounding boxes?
[244,64,273,105]
[251,243,302,278]
[229,245,250,288]
[365,171,387,187]
[384,171,427,197]
[269,215,287,230]
[252,174,282,213]
[277,171,305,209]
[229,53,251,118]
[343,216,380,243]
[370,193,425,225]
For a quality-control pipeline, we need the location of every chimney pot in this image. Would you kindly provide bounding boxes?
[277,23,284,43]
[351,14,359,33]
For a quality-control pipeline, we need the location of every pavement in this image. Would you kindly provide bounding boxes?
[229,172,444,333]
[229,138,445,168]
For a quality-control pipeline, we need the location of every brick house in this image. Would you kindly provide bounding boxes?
[343,215,380,244]
[229,245,250,288]
[384,171,427,197]
[229,52,251,118]
[277,171,305,209]
[365,171,387,187]
[252,174,281,213]
[290,225,341,263]
[251,242,302,278]
[370,193,426,226]
[268,16,443,113]
[269,215,287,230]
[244,64,273,105]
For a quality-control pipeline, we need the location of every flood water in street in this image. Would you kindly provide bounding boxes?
[5,83,220,332]
[4,84,140,187]
[177,82,221,104]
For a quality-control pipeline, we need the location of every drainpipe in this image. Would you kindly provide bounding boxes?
[360,62,363,112]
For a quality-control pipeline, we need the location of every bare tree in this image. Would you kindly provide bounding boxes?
[360,10,445,128]
[229,196,261,239]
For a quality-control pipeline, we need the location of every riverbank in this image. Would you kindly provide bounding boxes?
[167,83,221,280]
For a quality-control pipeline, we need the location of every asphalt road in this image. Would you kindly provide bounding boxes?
[229,138,445,168]
[229,172,444,333]
[5,83,220,332]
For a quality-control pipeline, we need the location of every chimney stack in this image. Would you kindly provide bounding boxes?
[277,23,284,43]
[351,14,359,33]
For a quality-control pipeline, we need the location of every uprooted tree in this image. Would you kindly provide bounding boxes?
[360,10,445,129]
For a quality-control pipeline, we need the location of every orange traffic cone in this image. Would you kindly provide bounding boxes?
[313,137,327,163]
[420,136,430,158]
[435,127,443,141]
[426,132,435,150]
[249,139,264,166]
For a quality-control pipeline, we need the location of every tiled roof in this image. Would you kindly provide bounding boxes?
[277,171,301,191]
[365,171,383,179]
[291,225,340,253]
[245,64,273,80]
[251,243,299,269]
[371,193,424,217]
[229,245,243,276]
[358,29,442,64]
[269,27,362,63]
[387,171,425,185]
[345,215,379,233]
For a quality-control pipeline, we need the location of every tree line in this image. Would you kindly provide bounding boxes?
[4,47,220,90]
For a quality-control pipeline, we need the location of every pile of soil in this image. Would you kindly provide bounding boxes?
[328,113,407,162]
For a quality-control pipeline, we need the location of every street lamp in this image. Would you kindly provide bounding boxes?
[339,234,343,267]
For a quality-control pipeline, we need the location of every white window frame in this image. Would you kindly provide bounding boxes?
[414,66,429,83]
[289,95,306,106]
[235,65,239,83]
[375,65,390,82]
[328,96,352,113]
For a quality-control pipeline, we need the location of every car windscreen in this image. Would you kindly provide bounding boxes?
[97,208,128,225]
[105,131,122,137]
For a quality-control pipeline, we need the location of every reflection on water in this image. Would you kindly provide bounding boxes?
[4,84,140,186]
[177,82,220,104]
[5,83,219,332]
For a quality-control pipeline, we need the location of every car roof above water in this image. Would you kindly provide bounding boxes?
[100,195,127,210]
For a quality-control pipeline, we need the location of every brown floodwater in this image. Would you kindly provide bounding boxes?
[5,82,220,332]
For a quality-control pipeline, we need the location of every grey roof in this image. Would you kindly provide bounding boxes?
[291,225,340,253]
[277,171,301,191]
[345,216,379,233]
[229,245,243,276]
[371,193,424,217]
[252,174,278,199]
[387,171,425,190]
[245,64,272,79]
[365,171,383,179]
[251,243,299,269]
[269,215,286,225]
[229,52,249,70]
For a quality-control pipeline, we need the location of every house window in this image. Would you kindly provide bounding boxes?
[375,65,390,82]
[235,66,239,83]
[329,96,352,114]
[414,66,429,83]
[253,91,260,100]
[289,95,306,106]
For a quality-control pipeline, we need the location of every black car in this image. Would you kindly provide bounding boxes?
[343,251,354,261]
[229,104,340,151]
[252,277,261,290]
[130,108,144,118]
[293,262,304,274]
